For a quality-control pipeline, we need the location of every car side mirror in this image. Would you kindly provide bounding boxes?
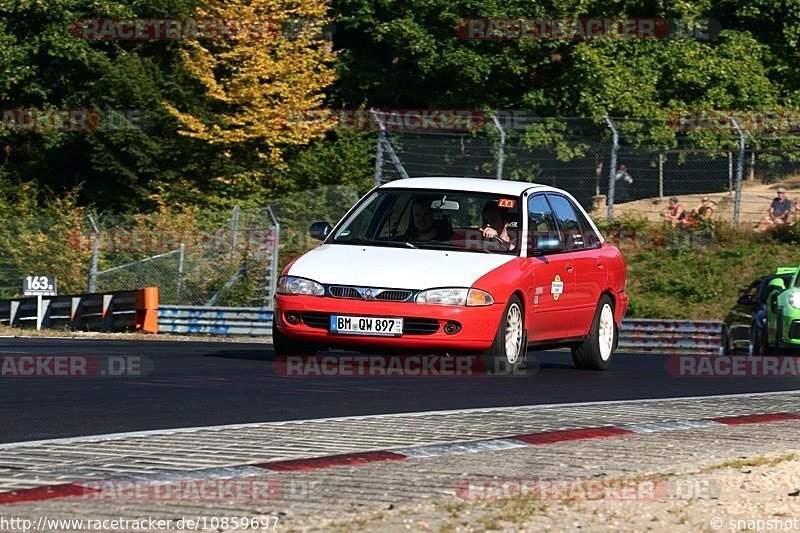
[768,278,786,292]
[530,235,563,255]
[309,221,332,241]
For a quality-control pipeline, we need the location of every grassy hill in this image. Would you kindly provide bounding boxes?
[600,218,800,320]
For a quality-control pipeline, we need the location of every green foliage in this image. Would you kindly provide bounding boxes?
[763,221,800,244]
[623,224,800,319]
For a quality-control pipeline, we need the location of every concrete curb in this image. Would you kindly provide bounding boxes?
[2,411,798,505]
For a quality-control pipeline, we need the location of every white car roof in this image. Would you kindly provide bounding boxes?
[380,177,557,196]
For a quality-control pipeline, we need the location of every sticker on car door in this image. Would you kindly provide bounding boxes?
[551,275,564,301]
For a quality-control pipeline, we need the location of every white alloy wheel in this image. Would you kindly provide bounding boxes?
[598,303,614,361]
[504,303,523,364]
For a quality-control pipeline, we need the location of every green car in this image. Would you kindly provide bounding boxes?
[756,266,800,354]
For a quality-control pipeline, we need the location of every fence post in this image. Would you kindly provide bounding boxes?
[87,214,100,293]
[731,117,746,228]
[490,114,505,180]
[373,132,385,186]
[229,204,240,261]
[728,151,733,193]
[370,109,409,180]
[177,242,185,300]
[267,206,280,310]
[658,153,664,198]
[594,154,602,197]
[603,116,619,220]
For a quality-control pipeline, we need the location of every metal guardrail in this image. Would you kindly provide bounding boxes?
[0,287,158,332]
[156,310,723,354]
[158,305,274,336]
[619,318,722,355]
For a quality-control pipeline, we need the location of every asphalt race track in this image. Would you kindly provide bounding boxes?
[0,338,798,444]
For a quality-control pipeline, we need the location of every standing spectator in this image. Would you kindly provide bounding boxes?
[661,197,685,227]
[755,188,792,232]
[614,164,633,203]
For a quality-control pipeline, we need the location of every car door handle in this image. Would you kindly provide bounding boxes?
[566,264,574,272]
[596,259,604,269]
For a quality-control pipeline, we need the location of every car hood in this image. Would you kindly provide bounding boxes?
[288,244,516,290]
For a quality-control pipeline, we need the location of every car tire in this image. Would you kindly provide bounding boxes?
[273,326,316,357]
[571,295,615,371]
[483,295,525,375]
[774,310,785,355]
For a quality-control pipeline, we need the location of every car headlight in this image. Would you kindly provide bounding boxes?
[276,276,324,296]
[788,291,800,309]
[415,288,494,306]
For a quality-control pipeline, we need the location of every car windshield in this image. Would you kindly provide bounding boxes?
[330,188,521,254]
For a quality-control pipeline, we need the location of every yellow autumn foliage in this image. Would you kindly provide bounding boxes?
[165,0,336,168]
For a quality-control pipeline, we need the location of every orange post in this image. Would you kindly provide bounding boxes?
[135,286,159,333]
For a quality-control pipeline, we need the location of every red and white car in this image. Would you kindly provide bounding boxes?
[273,177,627,372]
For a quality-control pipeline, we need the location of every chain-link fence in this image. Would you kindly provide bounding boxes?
[0,185,362,307]
[82,207,278,307]
[372,111,800,228]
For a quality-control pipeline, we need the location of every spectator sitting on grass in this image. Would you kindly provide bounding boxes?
[683,197,715,226]
[661,197,685,227]
[755,188,792,232]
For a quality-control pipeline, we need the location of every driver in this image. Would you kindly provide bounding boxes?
[480,201,516,250]
[406,196,453,241]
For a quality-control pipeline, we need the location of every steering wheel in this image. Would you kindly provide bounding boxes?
[481,228,510,250]
[491,235,511,250]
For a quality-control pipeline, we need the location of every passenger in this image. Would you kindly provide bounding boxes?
[755,188,792,232]
[480,201,516,250]
[405,196,453,242]
[661,197,685,227]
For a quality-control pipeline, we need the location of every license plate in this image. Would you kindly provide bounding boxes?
[330,315,404,336]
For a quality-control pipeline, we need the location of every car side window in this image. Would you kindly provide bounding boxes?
[546,194,586,251]
[573,203,602,249]
[527,194,559,251]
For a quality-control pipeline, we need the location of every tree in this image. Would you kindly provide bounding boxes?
[165,0,337,169]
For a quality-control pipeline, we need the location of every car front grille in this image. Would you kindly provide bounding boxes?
[328,286,413,302]
[789,320,800,339]
[299,312,440,335]
[329,286,361,299]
